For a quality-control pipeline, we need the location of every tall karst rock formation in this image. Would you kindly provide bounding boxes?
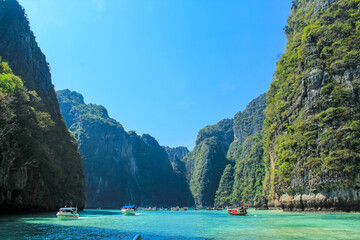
[0,0,85,214]
[184,94,266,207]
[57,89,193,208]
[215,94,266,207]
[264,0,360,211]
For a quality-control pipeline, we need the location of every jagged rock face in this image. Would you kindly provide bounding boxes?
[215,94,266,206]
[229,134,265,204]
[214,164,234,206]
[0,0,59,118]
[183,137,229,207]
[57,89,192,208]
[279,190,360,212]
[75,115,135,208]
[0,0,85,214]
[253,195,268,210]
[164,146,188,176]
[264,0,360,211]
[314,0,337,14]
[132,133,191,206]
[184,119,234,207]
[163,146,194,204]
[195,119,234,151]
[185,94,267,207]
[233,94,266,144]
[163,146,189,164]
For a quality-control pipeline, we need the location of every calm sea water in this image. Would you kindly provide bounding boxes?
[0,209,359,239]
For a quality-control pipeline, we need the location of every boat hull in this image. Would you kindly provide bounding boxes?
[56,214,79,220]
[121,209,135,216]
[227,211,247,216]
[227,208,247,216]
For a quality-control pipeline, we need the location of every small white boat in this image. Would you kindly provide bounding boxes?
[56,207,79,219]
[121,206,136,216]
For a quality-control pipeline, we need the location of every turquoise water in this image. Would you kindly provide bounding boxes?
[0,209,359,239]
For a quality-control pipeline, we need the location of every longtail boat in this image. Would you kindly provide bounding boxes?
[227,204,248,216]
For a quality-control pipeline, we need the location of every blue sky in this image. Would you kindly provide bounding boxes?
[19,0,292,150]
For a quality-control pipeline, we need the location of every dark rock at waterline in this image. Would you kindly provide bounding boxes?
[280,189,360,212]
[254,195,268,210]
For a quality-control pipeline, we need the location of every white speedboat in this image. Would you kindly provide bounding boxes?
[56,207,79,219]
[121,206,136,216]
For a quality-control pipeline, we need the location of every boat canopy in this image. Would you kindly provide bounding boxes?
[59,207,78,210]
[122,206,135,208]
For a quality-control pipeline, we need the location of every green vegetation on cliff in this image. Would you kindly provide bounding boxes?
[264,0,360,211]
[214,94,266,207]
[184,136,229,207]
[229,134,265,205]
[183,118,235,207]
[0,0,85,214]
[57,89,193,208]
[214,164,234,206]
[0,58,84,214]
[184,94,266,207]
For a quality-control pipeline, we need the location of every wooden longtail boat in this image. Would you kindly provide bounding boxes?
[227,204,248,216]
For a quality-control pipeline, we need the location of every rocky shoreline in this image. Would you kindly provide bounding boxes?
[255,190,360,212]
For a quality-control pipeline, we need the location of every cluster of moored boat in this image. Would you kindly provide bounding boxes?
[170,206,188,211]
[202,207,224,210]
[134,206,189,211]
[56,204,249,219]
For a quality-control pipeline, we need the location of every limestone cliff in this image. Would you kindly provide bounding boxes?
[215,94,266,206]
[163,146,189,165]
[0,0,85,214]
[184,94,266,207]
[183,119,233,207]
[164,146,194,204]
[264,0,360,211]
[57,89,192,208]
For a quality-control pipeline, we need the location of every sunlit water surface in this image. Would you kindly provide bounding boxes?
[0,209,359,239]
